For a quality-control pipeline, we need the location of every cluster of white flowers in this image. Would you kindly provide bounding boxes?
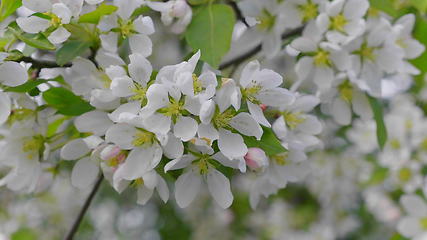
[1,0,427,237]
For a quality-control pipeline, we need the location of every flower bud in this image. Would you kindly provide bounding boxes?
[260,104,267,111]
[244,148,269,171]
[172,0,189,18]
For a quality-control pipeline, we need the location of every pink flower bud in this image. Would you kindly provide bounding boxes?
[100,145,121,161]
[260,104,267,111]
[244,148,268,171]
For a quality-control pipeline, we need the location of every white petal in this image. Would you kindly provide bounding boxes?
[344,0,369,19]
[115,144,162,180]
[0,92,10,125]
[207,168,233,208]
[163,133,184,159]
[230,112,263,139]
[137,185,154,205]
[218,129,248,159]
[239,60,259,88]
[296,115,322,135]
[397,217,422,238]
[129,34,152,57]
[295,57,314,81]
[331,98,351,125]
[174,116,198,141]
[71,158,99,189]
[253,69,283,89]
[129,53,152,85]
[48,27,71,44]
[175,170,202,208]
[100,32,118,53]
[0,62,28,87]
[164,154,196,172]
[108,102,141,123]
[257,88,295,107]
[75,110,112,136]
[156,175,169,203]
[133,16,155,35]
[197,123,219,143]
[143,113,171,135]
[313,67,334,91]
[22,0,52,12]
[111,76,134,97]
[291,37,317,52]
[105,123,135,149]
[52,3,72,24]
[60,138,90,160]
[247,101,270,127]
[16,16,50,34]
[401,194,427,217]
[199,99,215,124]
[292,95,320,112]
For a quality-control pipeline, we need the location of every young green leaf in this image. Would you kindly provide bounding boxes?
[43,88,95,116]
[8,22,55,50]
[56,41,91,66]
[185,4,235,68]
[3,79,47,93]
[0,0,22,22]
[79,3,118,24]
[367,95,388,150]
[243,127,287,156]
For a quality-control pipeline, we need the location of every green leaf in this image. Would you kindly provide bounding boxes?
[410,0,427,13]
[8,22,55,50]
[185,4,235,68]
[0,0,22,22]
[367,95,388,150]
[11,228,37,240]
[188,0,210,5]
[79,3,118,24]
[243,127,287,156]
[369,0,400,17]
[4,79,47,92]
[43,87,95,116]
[56,41,91,66]
[47,116,69,137]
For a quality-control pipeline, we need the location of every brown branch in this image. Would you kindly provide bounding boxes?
[17,56,71,68]
[64,175,104,240]
[219,26,304,70]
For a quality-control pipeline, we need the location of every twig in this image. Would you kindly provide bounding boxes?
[64,175,104,240]
[17,56,71,68]
[219,26,304,70]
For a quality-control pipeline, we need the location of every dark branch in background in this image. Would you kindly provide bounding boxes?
[228,1,249,27]
[219,26,304,70]
[64,175,104,240]
[18,56,70,68]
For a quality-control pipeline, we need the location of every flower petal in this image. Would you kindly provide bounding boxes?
[175,170,202,208]
[0,62,28,87]
[218,129,248,159]
[60,138,90,160]
[207,168,233,208]
[71,158,99,189]
[230,112,263,139]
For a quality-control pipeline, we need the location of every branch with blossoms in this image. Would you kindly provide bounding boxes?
[0,0,426,239]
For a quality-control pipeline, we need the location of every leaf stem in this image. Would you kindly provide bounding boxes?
[64,174,104,240]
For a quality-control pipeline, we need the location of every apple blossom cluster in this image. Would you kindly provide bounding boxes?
[0,0,427,237]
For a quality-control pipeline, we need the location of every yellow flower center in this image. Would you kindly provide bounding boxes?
[283,112,305,129]
[272,153,289,166]
[390,138,401,149]
[118,18,134,38]
[367,8,380,17]
[45,12,62,28]
[129,83,148,106]
[192,74,203,95]
[257,9,276,30]
[313,50,331,67]
[298,1,319,23]
[131,178,144,187]
[132,130,156,147]
[398,167,412,182]
[338,81,353,102]
[330,14,348,32]
[357,43,376,61]
[420,138,427,151]
[100,73,112,88]
[22,135,44,160]
[8,108,35,124]
[420,217,427,230]
[241,84,262,104]
[213,108,235,129]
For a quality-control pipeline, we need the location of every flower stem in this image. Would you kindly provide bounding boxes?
[64,174,104,240]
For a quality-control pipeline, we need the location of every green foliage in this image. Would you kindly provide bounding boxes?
[185,4,235,68]
[43,87,95,116]
[0,0,22,22]
[367,95,388,150]
[11,228,37,240]
[363,166,389,186]
[56,41,91,66]
[158,203,192,240]
[243,127,287,156]
[79,3,118,24]
[4,76,65,94]
[8,22,55,50]
[410,0,427,13]
[188,0,210,5]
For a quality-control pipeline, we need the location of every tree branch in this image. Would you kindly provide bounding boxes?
[64,175,104,240]
[219,26,304,70]
[16,56,70,68]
